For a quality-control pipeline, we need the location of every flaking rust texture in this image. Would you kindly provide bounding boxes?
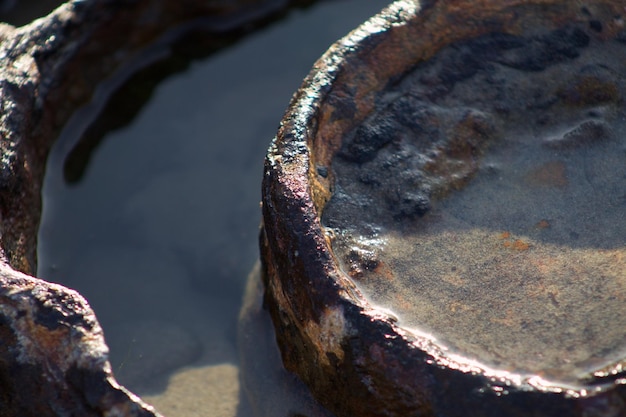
[261,1,626,416]
[0,0,322,415]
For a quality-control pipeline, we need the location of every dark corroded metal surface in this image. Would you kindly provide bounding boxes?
[0,0,319,416]
[260,1,626,416]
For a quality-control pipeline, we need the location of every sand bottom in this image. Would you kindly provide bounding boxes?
[142,365,240,417]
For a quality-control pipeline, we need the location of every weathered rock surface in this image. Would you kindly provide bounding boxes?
[261,1,626,416]
[0,264,158,416]
[0,0,318,415]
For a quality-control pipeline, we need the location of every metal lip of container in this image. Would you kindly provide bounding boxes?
[260,1,626,416]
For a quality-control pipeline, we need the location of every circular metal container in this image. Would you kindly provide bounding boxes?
[260,1,626,415]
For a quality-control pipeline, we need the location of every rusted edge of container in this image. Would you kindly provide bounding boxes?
[260,1,626,416]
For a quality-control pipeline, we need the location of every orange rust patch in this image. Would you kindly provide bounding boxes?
[511,239,530,251]
[373,261,395,281]
[500,232,530,251]
[536,219,551,229]
[557,75,620,107]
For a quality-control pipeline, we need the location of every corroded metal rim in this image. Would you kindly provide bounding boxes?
[260,1,626,416]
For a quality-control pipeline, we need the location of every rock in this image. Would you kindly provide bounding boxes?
[0,263,158,416]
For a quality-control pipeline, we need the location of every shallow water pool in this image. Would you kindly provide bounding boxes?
[37,1,390,415]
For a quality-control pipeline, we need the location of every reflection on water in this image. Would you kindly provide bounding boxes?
[37,1,390,416]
